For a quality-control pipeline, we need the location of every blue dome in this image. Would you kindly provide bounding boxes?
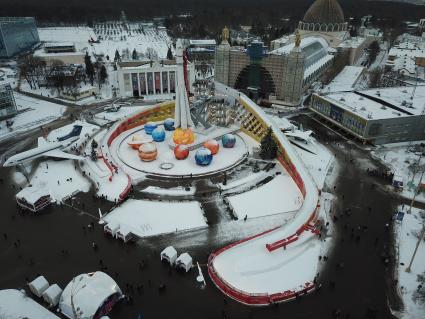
[195,147,213,166]
[164,118,175,131]
[152,127,166,142]
[145,122,158,135]
[222,134,236,148]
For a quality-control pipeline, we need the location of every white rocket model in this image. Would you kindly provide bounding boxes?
[174,39,194,130]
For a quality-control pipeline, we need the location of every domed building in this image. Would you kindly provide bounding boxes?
[298,0,349,47]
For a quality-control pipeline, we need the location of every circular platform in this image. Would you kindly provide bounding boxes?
[114,126,248,177]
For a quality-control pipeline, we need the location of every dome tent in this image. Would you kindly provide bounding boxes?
[59,272,122,319]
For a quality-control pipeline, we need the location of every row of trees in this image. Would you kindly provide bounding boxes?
[18,52,108,97]
[84,52,108,89]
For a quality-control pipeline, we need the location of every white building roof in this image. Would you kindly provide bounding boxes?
[42,284,63,307]
[44,42,75,48]
[325,66,365,92]
[29,276,49,297]
[338,37,367,49]
[16,186,50,205]
[176,252,192,266]
[270,36,329,56]
[319,85,425,121]
[59,272,122,319]
[189,39,216,46]
[161,246,178,263]
[0,289,60,319]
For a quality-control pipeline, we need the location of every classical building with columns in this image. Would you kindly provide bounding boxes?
[117,60,195,99]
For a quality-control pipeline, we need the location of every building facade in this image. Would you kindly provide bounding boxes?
[0,17,40,58]
[310,87,425,144]
[0,84,17,119]
[117,60,195,99]
[215,33,333,106]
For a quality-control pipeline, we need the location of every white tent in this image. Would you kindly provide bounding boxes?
[59,272,122,319]
[116,226,133,242]
[0,289,60,319]
[42,284,63,307]
[103,221,120,237]
[176,252,193,272]
[29,276,49,297]
[160,246,178,265]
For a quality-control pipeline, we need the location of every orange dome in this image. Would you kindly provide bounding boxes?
[203,139,219,155]
[173,128,195,145]
[138,142,157,162]
[174,144,190,160]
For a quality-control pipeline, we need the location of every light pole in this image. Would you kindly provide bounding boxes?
[405,223,425,273]
[408,166,425,215]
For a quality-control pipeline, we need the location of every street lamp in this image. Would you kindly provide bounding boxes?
[405,223,425,273]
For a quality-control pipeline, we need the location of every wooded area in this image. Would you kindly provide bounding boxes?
[1,0,424,33]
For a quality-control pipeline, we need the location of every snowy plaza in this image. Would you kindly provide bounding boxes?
[2,1,425,317]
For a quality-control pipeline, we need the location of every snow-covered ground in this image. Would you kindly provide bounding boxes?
[103,199,207,238]
[19,64,117,104]
[227,172,303,220]
[0,93,66,141]
[38,24,171,60]
[395,205,425,319]
[372,143,425,203]
[26,159,91,203]
[93,104,154,125]
[0,66,18,88]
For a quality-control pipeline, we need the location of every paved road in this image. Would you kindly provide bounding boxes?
[0,114,403,319]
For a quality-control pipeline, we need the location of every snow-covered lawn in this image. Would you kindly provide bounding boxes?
[227,172,303,220]
[0,93,66,141]
[27,159,91,202]
[372,143,425,203]
[38,25,171,60]
[103,199,207,238]
[395,206,425,319]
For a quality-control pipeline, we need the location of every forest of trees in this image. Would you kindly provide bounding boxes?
[1,0,425,35]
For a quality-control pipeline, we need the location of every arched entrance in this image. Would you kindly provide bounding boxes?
[234,64,276,100]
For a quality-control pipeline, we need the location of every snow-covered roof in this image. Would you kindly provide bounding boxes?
[0,289,60,319]
[42,284,63,307]
[189,39,216,46]
[59,272,122,319]
[161,246,178,263]
[29,276,49,297]
[318,85,425,120]
[337,37,367,49]
[44,42,75,48]
[176,252,192,266]
[270,36,329,56]
[325,66,365,92]
[270,36,332,72]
